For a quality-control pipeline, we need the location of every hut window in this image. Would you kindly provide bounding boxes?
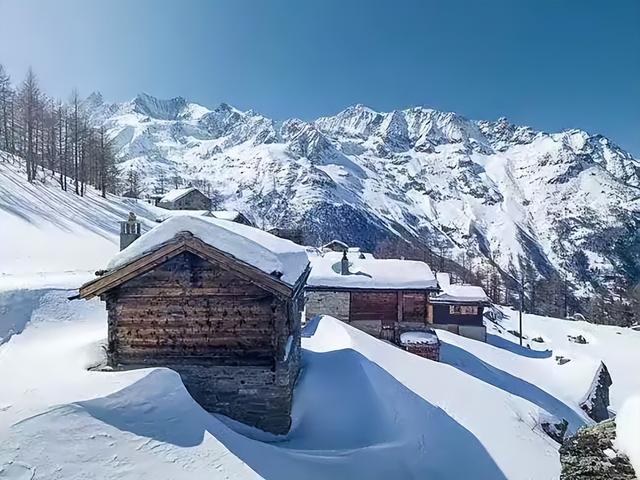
[449,305,478,315]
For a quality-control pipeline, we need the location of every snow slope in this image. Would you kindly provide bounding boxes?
[0,157,167,292]
[0,298,578,480]
[2,295,639,479]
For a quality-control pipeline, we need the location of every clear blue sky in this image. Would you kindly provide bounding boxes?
[0,0,638,154]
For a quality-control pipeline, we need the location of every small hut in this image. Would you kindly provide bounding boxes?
[430,273,491,341]
[158,187,211,210]
[77,215,310,434]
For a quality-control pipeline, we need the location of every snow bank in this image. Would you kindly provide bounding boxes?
[308,251,436,289]
[616,396,640,474]
[400,331,439,345]
[2,294,639,479]
[107,215,309,286]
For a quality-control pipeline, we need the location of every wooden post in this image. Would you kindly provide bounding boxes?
[519,286,524,347]
[397,291,404,322]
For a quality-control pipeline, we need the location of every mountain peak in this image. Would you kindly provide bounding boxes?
[132,92,188,120]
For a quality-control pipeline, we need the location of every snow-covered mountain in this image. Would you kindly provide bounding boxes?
[84,93,640,314]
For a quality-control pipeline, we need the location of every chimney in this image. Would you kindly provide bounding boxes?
[120,212,141,250]
[341,250,350,275]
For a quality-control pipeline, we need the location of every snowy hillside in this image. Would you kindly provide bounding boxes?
[0,158,167,292]
[83,93,640,315]
[1,161,639,478]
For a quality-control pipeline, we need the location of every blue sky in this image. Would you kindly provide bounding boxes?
[0,0,638,154]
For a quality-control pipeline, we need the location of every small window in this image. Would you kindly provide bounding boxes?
[449,305,478,315]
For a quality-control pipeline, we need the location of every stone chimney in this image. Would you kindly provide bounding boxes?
[341,250,350,275]
[120,212,141,250]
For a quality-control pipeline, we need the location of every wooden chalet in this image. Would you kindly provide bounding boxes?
[430,273,491,341]
[158,187,211,210]
[77,215,310,434]
[305,251,439,340]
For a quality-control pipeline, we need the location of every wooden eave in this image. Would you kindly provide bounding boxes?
[429,298,491,306]
[77,233,306,301]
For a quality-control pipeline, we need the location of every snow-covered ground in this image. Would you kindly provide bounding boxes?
[1,159,639,479]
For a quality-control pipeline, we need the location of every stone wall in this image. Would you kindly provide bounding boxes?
[305,290,350,322]
[160,361,296,435]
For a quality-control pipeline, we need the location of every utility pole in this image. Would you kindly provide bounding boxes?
[519,283,524,347]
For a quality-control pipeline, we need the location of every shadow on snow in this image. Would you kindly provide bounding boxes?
[20,347,507,480]
[440,342,586,434]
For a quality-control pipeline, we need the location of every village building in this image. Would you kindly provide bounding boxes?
[321,239,349,253]
[209,210,254,226]
[305,250,439,340]
[158,187,212,210]
[155,209,254,227]
[77,215,310,434]
[147,192,165,206]
[429,273,491,341]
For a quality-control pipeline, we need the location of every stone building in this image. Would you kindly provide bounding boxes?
[305,250,439,341]
[77,215,310,434]
[158,187,211,210]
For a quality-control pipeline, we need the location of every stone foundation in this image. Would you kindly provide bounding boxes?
[174,362,297,434]
[116,358,299,435]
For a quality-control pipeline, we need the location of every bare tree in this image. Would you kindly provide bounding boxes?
[0,64,13,154]
[17,68,41,181]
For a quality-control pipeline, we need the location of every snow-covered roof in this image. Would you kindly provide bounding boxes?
[160,187,200,203]
[436,272,451,288]
[322,240,349,250]
[107,215,309,286]
[210,210,244,221]
[154,209,248,224]
[431,283,490,304]
[307,252,437,290]
[154,209,209,222]
[400,331,440,346]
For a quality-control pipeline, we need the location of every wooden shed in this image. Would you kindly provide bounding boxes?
[77,215,310,434]
[430,273,491,341]
[305,251,438,340]
[158,187,212,210]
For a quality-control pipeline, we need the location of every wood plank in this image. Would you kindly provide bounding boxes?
[79,243,187,299]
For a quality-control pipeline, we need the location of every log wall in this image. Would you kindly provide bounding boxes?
[103,251,301,434]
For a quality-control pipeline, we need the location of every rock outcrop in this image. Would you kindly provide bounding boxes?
[560,419,637,480]
[580,362,613,422]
